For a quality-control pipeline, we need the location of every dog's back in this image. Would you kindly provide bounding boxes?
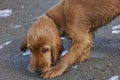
[64,0,120,29]
[47,0,120,33]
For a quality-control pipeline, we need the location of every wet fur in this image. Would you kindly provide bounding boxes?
[21,0,120,78]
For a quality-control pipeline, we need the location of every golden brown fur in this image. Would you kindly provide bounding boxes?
[21,15,64,72]
[21,0,120,78]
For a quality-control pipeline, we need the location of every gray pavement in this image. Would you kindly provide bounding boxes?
[0,0,120,80]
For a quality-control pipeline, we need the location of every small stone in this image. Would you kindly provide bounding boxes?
[107,64,112,67]
[72,65,78,69]
[21,5,24,9]
[94,66,103,70]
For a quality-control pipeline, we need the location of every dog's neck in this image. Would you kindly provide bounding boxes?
[46,1,65,36]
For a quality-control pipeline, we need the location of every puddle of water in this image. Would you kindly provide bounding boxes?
[0,9,13,17]
[22,50,30,56]
[10,25,22,28]
[0,45,3,49]
[0,41,12,49]
[112,25,120,30]
[61,50,68,56]
[108,75,119,80]
[112,30,120,34]
[112,25,120,34]
[61,37,65,40]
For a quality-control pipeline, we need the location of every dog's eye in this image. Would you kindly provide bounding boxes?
[41,48,48,53]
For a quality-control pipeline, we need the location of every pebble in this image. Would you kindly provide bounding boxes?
[107,64,112,67]
[21,5,24,9]
[72,65,78,69]
[94,65,103,71]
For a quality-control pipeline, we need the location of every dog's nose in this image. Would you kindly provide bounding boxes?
[35,69,42,74]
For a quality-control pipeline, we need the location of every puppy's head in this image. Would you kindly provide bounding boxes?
[26,15,62,73]
[27,38,52,73]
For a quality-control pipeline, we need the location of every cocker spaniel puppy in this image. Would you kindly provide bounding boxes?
[21,0,120,78]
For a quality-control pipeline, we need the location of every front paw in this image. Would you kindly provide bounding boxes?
[40,66,63,78]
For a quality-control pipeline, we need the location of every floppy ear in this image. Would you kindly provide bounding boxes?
[51,44,59,65]
[20,36,28,51]
[51,38,64,65]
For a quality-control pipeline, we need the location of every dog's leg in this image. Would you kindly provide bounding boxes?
[77,43,93,62]
[78,33,94,62]
[41,26,93,78]
[20,36,28,51]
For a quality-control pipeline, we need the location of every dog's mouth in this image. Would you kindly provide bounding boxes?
[27,60,54,74]
[27,51,57,74]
